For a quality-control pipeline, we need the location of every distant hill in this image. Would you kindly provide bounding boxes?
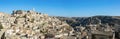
[56,16,120,27]
[56,16,120,39]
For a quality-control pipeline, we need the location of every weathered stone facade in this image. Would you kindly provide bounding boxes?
[0,10,75,39]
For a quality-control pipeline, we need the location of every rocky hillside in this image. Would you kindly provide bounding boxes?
[0,10,74,39]
[56,16,120,39]
[56,16,120,27]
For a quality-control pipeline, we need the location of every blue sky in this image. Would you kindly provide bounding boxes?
[0,0,120,17]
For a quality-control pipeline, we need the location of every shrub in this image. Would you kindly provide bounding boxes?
[0,23,3,29]
[30,18,34,23]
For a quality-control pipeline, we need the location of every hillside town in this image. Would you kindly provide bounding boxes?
[0,10,119,39]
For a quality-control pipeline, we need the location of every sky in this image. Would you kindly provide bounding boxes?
[0,0,120,17]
